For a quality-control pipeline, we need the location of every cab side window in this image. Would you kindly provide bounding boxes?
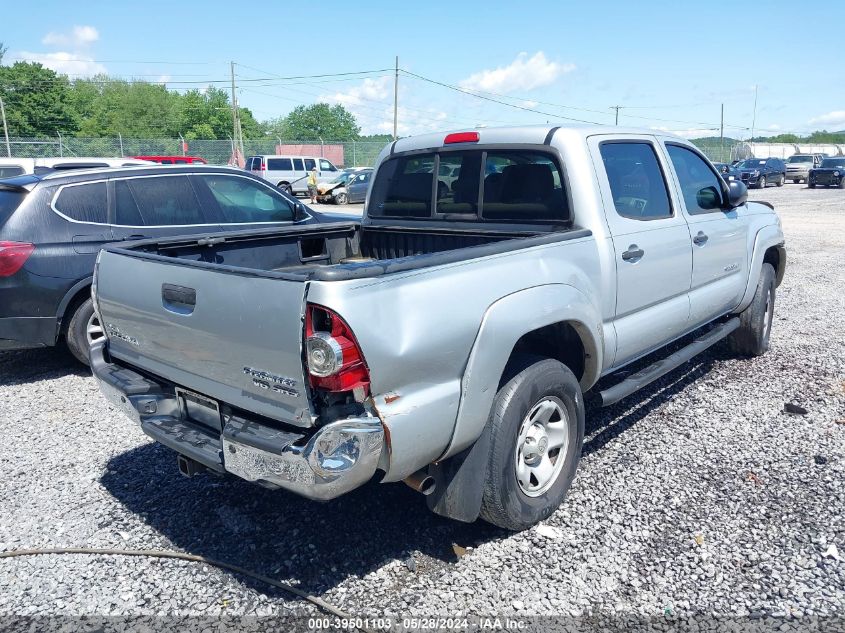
[319,159,336,172]
[54,182,108,223]
[599,142,672,220]
[666,144,724,214]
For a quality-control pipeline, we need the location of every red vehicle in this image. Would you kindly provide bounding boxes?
[132,155,208,165]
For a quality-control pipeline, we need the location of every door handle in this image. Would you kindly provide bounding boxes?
[621,245,644,262]
[693,231,709,245]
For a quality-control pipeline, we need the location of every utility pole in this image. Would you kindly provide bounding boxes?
[393,56,399,141]
[719,103,724,162]
[0,96,10,157]
[750,84,758,150]
[230,61,244,163]
[611,105,622,125]
[118,132,124,158]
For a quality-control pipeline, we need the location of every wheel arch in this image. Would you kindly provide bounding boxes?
[56,276,93,334]
[440,283,601,462]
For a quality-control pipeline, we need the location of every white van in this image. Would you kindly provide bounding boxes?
[245,155,340,195]
[0,157,155,178]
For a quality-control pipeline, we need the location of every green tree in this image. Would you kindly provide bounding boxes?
[282,103,360,141]
[0,42,7,64]
[0,62,78,136]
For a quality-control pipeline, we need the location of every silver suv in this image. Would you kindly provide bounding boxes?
[785,154,823,183]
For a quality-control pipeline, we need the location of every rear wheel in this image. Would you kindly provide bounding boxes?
[334,192,348,205]
[776,174,784,186]
[277,182,293,195]
[757,175,767,189]
[808,180,816,188]
[65,297,103,366]
[480,357,584,531]
[727,263,775,357]
[839,177,845,189]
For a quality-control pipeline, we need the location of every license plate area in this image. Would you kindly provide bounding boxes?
[176,387,222,432]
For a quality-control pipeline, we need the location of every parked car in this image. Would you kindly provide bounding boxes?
[0,165,336,364]
[0,157,155,177]
[808,156,845,188]
[713,162,740,182]
[735,157,786,188]
[132,155,208,165]
[316,167,373,204]
[90,125,786,531]
[246,155,340,196]
[785,154,824,183]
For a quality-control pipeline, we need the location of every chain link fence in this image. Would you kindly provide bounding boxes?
[4,135,766,166]
[3,137,390,167]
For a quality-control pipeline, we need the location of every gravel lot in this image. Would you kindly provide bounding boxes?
[1,184,843,629]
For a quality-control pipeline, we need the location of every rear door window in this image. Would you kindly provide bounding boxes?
[369,154,434,217]
[114,176,205,226]
[599,142,672,220]
[267,158,293,171]
[198,174,294,223]
[292,158,304,171]
[481,151,567,221]
[304,158,317,171]
[54,182,108,223]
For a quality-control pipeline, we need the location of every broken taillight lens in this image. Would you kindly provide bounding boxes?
[0,241,35,277]
[305,303,370,394]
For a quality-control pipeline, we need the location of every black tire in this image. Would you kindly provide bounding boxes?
[334,192,348,205]
[65,297,103,366]
[278,182,293,195]
[776,174,784,187]
[757,175,767,189]
[479,357,584,531]
[792,179,800,184]
[839,177,845,189]
[808,180,816,189]
[727,263,775,357]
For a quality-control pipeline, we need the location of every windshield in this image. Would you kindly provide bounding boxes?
[820,158,845,168]
[736,159,767,169]
[328,170,354,185]
[787,156,813,164]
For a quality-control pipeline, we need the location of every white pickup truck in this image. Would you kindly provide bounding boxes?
[90,126,786,530]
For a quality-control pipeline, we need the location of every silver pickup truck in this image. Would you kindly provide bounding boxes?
[90,126,786,531]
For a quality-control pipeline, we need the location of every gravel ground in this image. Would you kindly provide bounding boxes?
[1,185,843,629]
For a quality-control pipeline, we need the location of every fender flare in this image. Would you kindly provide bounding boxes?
[441,283,601,461]
[735,227,785,314]
[426,284,601,524]
[55,276,93,325]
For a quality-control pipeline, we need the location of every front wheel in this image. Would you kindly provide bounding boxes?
[480,357,584,531]
[334,192,348,205]
[793,179,800,184]
[808,180,816,189]
[839,177,845,189]
[727,263,775,357]
[757,175,767,189]
[65,297,104,366]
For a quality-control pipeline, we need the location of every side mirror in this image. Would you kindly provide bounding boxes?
[724,180,748,209]
[294,202,309,221]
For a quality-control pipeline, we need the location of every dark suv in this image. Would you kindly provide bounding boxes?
[0,165,332,363]
[734,157,787,188]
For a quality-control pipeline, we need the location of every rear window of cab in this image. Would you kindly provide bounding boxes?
[368,149,570,223]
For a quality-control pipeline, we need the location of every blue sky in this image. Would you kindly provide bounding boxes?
[4,0,844,138]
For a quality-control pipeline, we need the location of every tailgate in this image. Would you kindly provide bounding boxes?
[95,249,313,427]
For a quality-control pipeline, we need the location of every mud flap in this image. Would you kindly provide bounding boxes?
[426,427,491,523]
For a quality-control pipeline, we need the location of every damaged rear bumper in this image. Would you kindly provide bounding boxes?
[90,339,384,500]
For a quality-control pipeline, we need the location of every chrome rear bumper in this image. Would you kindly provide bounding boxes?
[90,339,384,500]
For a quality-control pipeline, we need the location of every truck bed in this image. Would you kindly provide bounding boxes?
[106,221,590,282]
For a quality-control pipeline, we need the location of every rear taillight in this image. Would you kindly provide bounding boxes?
[305,303,369,394]
[260,162,266,171]
[0,241,34,277]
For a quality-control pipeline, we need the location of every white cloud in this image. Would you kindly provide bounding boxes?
[520,100,538,109]
[459,52,574,94]
[808,110,845,129]
[42,25,99,48]
[17,51,107,76]
[320,76,392,109]
[650,126,719,139]
[767,124,781,131]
